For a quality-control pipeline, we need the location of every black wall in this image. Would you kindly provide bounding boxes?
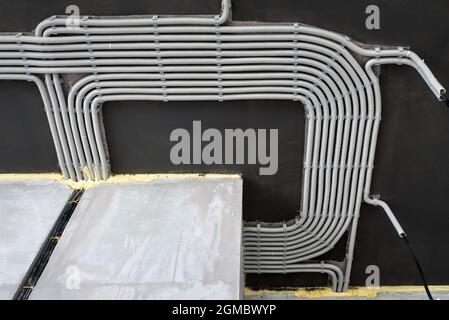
[1,0,448,288]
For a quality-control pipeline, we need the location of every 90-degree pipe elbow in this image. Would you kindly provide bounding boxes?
[368,56,447,108]
[364,195,406,237]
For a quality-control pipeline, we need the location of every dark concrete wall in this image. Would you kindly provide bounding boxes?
[1,0,448,288]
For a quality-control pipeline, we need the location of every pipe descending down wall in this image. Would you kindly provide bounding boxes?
[0,0,447,292]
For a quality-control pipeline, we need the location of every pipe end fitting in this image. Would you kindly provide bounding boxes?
[440,90,449,108]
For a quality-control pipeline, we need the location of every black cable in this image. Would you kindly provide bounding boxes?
[400,232,433,300]
[13,189,84,300]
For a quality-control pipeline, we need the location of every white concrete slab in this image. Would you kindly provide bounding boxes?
[30,178,243,300]
[0,180,73,300]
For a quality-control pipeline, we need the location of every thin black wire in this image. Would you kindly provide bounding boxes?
[400,233,433,300]
[13,189,84,300]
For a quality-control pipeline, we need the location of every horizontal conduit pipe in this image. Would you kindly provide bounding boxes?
[0,1,445,291]
[0,74,69,179]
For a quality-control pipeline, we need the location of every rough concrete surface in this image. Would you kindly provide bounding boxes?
[30,178,243,300]
[0,180,72,299]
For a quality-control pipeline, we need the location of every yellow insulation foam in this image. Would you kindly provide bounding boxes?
[0,173,64,181]
[244,285,449,299]
[0,173,241,190]
[3,173,446,299]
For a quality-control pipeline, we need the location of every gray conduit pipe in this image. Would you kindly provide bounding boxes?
[245,125,372,268]
[240,47,370,262]
[69,72,344,270]
[243,97,356,248]
[341,57,444,290]
[53,34,368,260]
[32,0,228,179]
[245,109,364,249]
[66,71,336,181]
[68,67,344,178]
[0,50,400,290]
[0,74,69,179]
[73,78,334,258]
[28,0,231,180]
[35,0,231,36]
[243,57,361,237]
[51,74,83,180]
[42,14,83,181]
[244,263,344,292]
[30,22,446,101]
[243,69,366,262]
[0,11,444,99]
[49,38,360,182]
[72,59,334,180]
[245,97,368,276]
[73,57,344,220]
[33,0,228,160]
[32,28,364,286]
[83,89,346,270]
[44,74,77,180]
[76,64,346,252]
[341,58,426,290]
[244,56,442,287]
[67,49,344,181]
[85,89,320,181]
[364,57,437,235]
[0,55,352,179]
[0,0,445,292]
[73,79,322,182]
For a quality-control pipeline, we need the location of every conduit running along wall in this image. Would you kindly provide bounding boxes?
[0,0,446,292]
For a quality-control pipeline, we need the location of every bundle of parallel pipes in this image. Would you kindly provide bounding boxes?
[0,0,447,292]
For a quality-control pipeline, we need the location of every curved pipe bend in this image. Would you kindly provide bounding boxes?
[34,0,231,36]
[0,74,69,179]
[0,1,446,292]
